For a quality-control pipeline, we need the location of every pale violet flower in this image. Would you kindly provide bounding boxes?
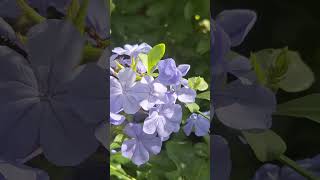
[112,43,152,59]
[143,104,182,138]
[173,78,196,103]
[0,20,108,166]
[110,68,149,114]
[110,112,125,125]
[183,113,210,136]
[121,123,162,166]
[139,76,167,111]
[157,58,183,85]
[110,43,152,72]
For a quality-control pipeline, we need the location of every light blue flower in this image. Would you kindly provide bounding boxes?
[110,43,152,72]
[183,113,210,136]
[0,20,107,166]
[173,78,196,103]
[139,76,167,111]
[143,104,182,138]
[121,123,162,166]
[110,112,125,125]
[110,68,149,114]
[157,58,183,85]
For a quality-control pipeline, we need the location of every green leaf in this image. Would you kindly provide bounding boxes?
[110,134,124,150]
[185,103,200,113]
[166,141,210,180]
[196,91,210,101]
[110,164,135,180]
[275,94,320,124]
[194,142,209,158]
[146,2,169,17]
[274,47,290,76]
[111,152,130,164]
[184,1,194,20]
[252,48,314,92]
[196,38,210,55]
[278,51,314,92]
[250,52,267,85]
[66,0,80,20]
[188,77,208,91]
[73,0,89,34]
[148,43,166,73]
[138,53,148,72]
[16,0,45,24]
[242,130,286,162]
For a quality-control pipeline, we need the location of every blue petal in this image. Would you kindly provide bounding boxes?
[26,20,85,91]
[252,164,281,180]
[157,59,182,85]
[40,102,99,166]
[0,102,41,161]
[86,0,110,39]
[216,10,257,47]
[211,135,231,180]
[212,22,230,76]
[214,80,276,130]
[56,64,108,124]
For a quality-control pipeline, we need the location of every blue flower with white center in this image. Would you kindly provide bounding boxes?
[110,68,149,114]
[183,113,210,136]
[139,75,167,111]
[0,20,108,166]
[142,104,182,138]
[121,123,162,166]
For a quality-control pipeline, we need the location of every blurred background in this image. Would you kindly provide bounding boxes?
[213,0,320,179]
[111,0,211,81]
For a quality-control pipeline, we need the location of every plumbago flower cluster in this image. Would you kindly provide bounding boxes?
[212,9,320,180]
[110,43,210,165]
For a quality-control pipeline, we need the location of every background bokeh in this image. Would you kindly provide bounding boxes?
[213,0,320,179]
[111,0,211,81]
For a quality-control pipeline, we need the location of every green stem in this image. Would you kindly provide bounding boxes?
[110,164,136,180]
[16,0,45,23]
[81,45,104,64]
[277,155,320,180]
[197,110,210,120]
